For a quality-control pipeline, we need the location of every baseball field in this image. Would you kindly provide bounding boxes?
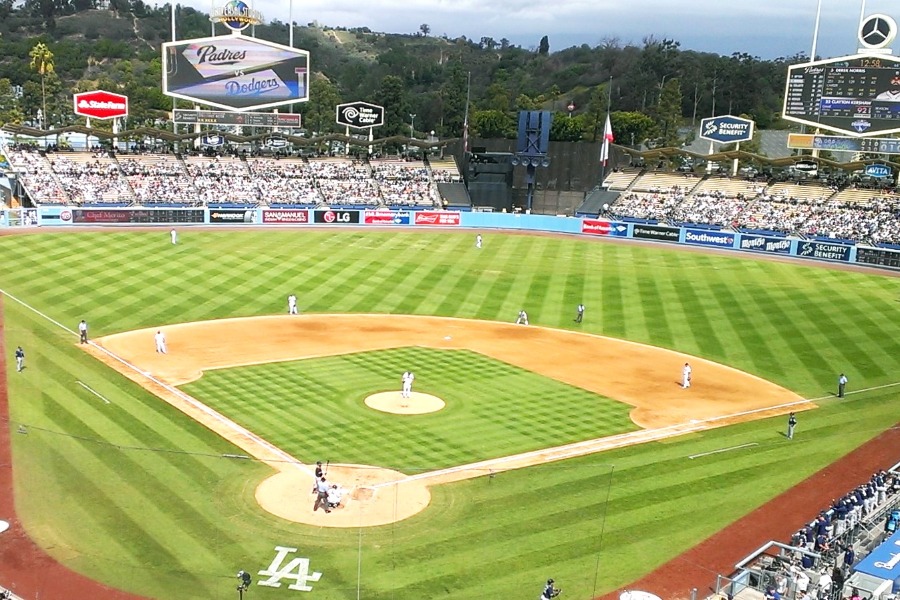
[2,228,900,600]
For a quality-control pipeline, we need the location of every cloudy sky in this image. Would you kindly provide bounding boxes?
[181,0,900,59]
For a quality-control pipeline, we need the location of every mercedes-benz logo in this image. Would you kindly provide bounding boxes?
[859,14,897,49]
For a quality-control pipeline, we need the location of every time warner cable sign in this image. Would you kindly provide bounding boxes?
[162,34,309,111]
[336,101,385,129]
[699,115,755,144]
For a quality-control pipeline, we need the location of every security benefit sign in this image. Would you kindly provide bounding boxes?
[796,241,852,262]
[683,228,736,248]
[581,219,628,236]
[699,115,755,144]
[163,35,310,111]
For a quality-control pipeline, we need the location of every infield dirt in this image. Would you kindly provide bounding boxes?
[85,314,806,528]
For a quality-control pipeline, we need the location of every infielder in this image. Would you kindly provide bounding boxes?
[838,373,848,398]
[682,362,692,389]
[516,310,529,325]
[170,228,178,245]
[15,346,24,372]
[574,303,585,323]
[78,319,88,344]
[401,370,414,398]
[154,330,167,354]
[288,293,298,315]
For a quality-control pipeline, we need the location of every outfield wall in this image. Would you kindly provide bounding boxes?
[4,206,900,270]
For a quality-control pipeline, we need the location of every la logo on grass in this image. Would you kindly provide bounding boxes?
[257,546,322,591]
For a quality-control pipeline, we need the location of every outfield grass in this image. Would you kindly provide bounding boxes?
[2,229,900,600]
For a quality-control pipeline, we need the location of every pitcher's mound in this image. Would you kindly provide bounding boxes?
[365,391,445,414]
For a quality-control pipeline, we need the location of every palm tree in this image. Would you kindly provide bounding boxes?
[29,42,54,129]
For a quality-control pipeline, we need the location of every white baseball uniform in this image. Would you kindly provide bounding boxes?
[155,330,167,354]
[401,371,414,398]
[516,310,529,325]
[170,229,178,245]
[682,363,692,388]
[476,234,482,249]
[288,294,298,315]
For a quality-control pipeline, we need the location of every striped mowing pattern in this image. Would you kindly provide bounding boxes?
[183,347,636,471]
[2,230,900,599]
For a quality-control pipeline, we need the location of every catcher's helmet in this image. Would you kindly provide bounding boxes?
[548,579,554,585]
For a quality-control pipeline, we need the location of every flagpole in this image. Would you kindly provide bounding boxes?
[463,71,471,154]
[599,76,613,191]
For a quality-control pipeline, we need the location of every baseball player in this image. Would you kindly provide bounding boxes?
[78,319,88,344]
[838,373,848,398]
[541,579,561,600]
[516,310,529,325]
[475,234,482,249]
[154,330,167,354]
[170,228,178,245]
[288,293,298,315]
[787,412,797,439]
[574,303,585,323]
[15,346,24,372]
[401,370,414,398]
[682,362,692,389]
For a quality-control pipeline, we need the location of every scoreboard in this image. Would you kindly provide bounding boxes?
[856,247,900,269]
[173,109,301,128]
[784,54,900,137]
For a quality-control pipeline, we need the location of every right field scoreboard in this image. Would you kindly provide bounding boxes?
[784,54,900,137]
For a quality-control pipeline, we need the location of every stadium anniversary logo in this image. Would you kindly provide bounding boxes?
[209,0,264,32]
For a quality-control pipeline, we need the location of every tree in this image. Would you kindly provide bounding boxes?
[377,75,408,138]
[305,76,342,138]
[549,111,582,141]
[609,111,656,148]
[0,79,25,126]
[419,23,430,37]
[28,42,54,129]
[654,78,683,147]
[538,35,549,55]
[471,109,513,138]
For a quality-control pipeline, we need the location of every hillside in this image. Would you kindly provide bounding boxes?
[0,1,795,147]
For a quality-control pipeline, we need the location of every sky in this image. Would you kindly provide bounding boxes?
[179,0,900,60]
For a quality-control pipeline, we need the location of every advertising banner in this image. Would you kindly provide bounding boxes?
[209,209,257,224]
[262,209,309,224]
[632,224,679,242]
[699,115,754,143]
[683,229,736,248]
[413,211,461,226]
[71,209,205,224]
[73,90,129,120]
[336,101,385,129]
[796,240,852,262]
[363,210,411,225]
[581,219,628,236]
[738,234,792,254]
[313,209,360,224]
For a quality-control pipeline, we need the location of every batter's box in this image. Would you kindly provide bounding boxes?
[352,487,374,501]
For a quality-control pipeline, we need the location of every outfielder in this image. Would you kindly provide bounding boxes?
[15,346,24,372]
[682,362,692,389]
[288,293,298,315]
[155,330,167,354]
[401,370,414,398]
[516,310,529,325]
[170,228,178,245]
[476,234,482,249]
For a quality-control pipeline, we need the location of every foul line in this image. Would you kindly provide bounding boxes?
[688,443,758,460]
[6,287,900,491]
[76,381,110,405]
[0,289,316,481]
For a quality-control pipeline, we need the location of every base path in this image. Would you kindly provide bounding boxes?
[86,314,805,528]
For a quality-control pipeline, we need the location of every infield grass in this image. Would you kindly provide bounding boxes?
[2,229,900,599]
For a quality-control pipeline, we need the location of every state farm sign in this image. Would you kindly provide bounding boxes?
[73,90,129,120]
